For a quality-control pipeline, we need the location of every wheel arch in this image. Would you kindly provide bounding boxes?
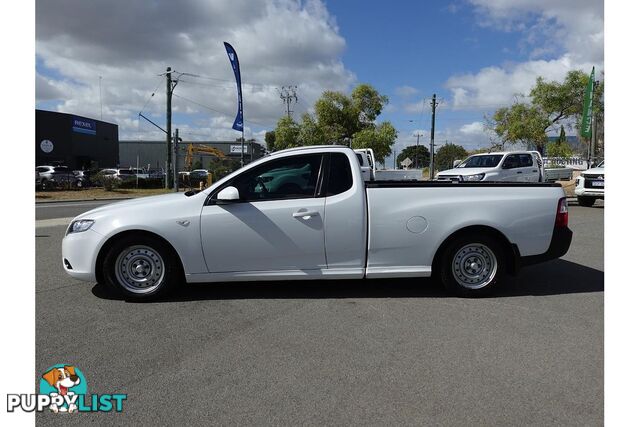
[95,229,186,284]
[432,225,520,276]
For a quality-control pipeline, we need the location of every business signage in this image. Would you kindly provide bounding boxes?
[72,116,97,135]
[230,145,248,154]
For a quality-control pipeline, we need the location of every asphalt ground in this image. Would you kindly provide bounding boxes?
[35,204,603,426]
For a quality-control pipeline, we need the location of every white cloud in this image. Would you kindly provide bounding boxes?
[445,0,603,110]
[395,85,419,97]
[36,0,355,141]
[459,121,484,135]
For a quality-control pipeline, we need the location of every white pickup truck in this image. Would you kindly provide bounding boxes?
[62,146,572,300]
[436,151,544,182]
[574,160,604,207]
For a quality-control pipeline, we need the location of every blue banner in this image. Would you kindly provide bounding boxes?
[224,42,243,132]
[72,116,96,135]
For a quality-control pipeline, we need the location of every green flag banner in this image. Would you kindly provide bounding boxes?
[580,67,595,139]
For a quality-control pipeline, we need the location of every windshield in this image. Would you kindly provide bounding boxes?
[457,154,503,168]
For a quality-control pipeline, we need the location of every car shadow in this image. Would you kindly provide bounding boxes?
[92,259,603,303]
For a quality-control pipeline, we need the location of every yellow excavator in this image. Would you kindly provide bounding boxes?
[183,144,226,188]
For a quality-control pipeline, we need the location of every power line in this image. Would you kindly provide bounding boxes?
[138,76,164,115]
[172,92,272,127]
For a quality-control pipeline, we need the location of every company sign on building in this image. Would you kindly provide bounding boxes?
[72,116,97,135]
[230,145,248,154]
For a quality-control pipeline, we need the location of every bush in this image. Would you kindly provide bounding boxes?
[93,174,121,191]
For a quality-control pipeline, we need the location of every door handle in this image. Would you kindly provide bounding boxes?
[293,210,319,220]
[516,171,523,174]
[532,169,538,172]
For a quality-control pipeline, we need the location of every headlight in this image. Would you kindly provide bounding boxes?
[66,219,95,235]
[462,173,485,181]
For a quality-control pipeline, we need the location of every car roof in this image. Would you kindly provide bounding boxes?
[272,145,349,155]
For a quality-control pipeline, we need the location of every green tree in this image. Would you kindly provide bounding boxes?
[546,125,573,159]
[274,116,300,151]
[298,113,326,146]
[435,143,468,171]
[270,84,396,161]
[351,121,397,162]
[264,130,276,152]
[491,69,603,153]
[396,145,430,169]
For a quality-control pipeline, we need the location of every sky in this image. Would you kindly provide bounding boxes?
[35,0,604,164]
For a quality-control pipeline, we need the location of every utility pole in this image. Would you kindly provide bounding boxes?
[280,85,298,118]
[166,67,173,189]
[173,128,180,192]
[165,67,179,189]
[99,76,103,121]
[429,93,438,180]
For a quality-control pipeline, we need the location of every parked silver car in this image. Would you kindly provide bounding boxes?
[36,165,82,190]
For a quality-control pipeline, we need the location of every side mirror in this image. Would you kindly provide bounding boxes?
[453,160,462,168]
[217,186,240,202]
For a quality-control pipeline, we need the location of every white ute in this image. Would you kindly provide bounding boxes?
[62,146,572,300]
[574,160,604,207]
[436,151,544,182]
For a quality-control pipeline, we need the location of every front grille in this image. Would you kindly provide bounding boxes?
[436,175,460,182]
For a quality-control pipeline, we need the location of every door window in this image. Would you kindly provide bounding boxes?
[502,155,518,169]
[517,154,533,167]
[227,154,323,202]
[326,153,353,196]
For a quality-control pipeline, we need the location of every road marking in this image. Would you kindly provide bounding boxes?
[36,217,74,228]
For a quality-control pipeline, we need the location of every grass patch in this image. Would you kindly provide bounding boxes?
[36,187,174,201]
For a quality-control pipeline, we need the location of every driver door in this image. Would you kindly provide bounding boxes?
[200,154,327,273]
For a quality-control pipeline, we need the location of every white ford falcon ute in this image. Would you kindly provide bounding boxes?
[62,146,572,300]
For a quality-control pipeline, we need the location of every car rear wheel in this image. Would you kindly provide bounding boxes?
[577,196,596,207]
[103,235,180,300]
[439,232,506,297]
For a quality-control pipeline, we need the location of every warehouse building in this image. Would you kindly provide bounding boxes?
[36,109,119,169]
[119,140,266,170]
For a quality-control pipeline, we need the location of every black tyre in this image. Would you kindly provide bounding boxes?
[577,196,596,207]
[40,179,51,191]
[74,179,84,189]
[439,232,506,297]
[102,234,181,300]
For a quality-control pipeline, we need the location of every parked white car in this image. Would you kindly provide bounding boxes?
[62,146,571,300]
[436,151,544,182]
[574,160,604,207]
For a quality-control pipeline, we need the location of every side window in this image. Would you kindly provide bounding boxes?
[326,153,353,196]
[503,155,518,169]
[228,154,322,202]
[518,154,533,167]
[356,153,364,166]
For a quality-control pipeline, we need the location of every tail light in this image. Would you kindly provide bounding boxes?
[555,197,569,228]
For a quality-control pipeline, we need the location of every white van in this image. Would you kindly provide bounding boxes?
[436,151,544,182]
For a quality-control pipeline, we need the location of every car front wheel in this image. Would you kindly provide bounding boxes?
[439,232,506,297]
[102,235,180,300]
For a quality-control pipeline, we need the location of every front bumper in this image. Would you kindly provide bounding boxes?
[61,228,105,282]
[575,187,605,198]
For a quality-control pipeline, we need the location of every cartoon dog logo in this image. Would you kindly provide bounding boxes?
[41,365,81,413]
